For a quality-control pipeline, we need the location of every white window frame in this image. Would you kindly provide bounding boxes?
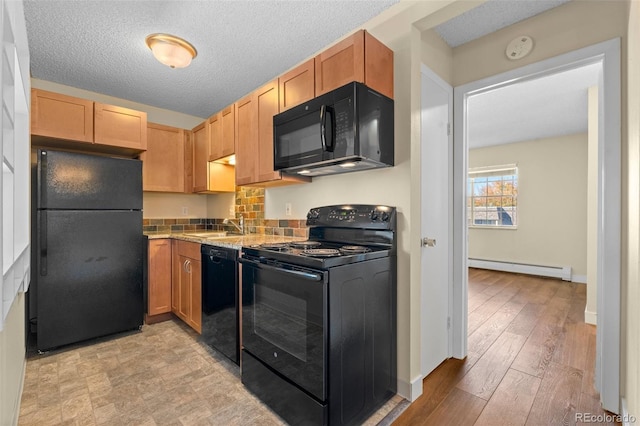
[468,164,518,229]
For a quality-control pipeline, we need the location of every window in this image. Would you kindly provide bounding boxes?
[468,165,518,227]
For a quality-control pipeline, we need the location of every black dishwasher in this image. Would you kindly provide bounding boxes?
[201,244,239,365]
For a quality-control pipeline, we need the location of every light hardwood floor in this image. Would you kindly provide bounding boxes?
[394,268,619,426]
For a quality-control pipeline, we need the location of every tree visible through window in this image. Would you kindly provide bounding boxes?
[468,165,518,227]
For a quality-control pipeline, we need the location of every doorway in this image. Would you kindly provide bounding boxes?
[452,39,621,413]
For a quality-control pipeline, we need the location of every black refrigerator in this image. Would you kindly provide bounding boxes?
[31,149,144,351]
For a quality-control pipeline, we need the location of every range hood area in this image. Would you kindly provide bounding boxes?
[283,155,392,177]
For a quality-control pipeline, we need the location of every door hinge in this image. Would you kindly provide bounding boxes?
[447,317,451,329]
[447,123,451,136]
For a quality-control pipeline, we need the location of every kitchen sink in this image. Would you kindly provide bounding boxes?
[183,231,228,238]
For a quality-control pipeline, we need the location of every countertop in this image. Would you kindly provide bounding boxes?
[144,231,306,250]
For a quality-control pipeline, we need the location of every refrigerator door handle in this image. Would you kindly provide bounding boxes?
[39,211,48,276]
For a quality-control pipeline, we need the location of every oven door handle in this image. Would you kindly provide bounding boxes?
[239,258,323,282]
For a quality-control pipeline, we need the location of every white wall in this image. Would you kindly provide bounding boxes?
[206,193,235,218]
[0,295,26,426]
[468,133,588,276]
[625,0,639,420]
[420,29,453,84]
[451,0,628,87]
[143,192,209,219]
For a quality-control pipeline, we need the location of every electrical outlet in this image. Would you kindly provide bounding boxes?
[229,206,235,217]
[285,203,292,216]
[182,206,188,216]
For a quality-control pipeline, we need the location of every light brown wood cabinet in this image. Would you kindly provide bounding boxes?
[31,89,94,143]
[31,88,148,154]
[192,120,235,194]
[208,112,222,160]
[94,103,147,150]
[141,123,191,193]
[315,30,393,99]
[235,80,311,187]
[279,58,315,112]
[192,121,209,192]
[234,93,255,185]
[208,105,235,161]
[172,240,202,333]
[221,105,236,159]
[147,239,172,317]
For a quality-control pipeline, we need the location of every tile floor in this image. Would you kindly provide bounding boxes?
[18,319,405,425]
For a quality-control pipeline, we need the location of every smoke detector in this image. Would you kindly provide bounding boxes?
[506,36,534,60]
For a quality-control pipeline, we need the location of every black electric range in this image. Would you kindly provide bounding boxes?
[240,204,397,426]
[241,204,396,270]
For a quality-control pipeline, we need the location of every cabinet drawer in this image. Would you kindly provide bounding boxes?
[177,240,200,259]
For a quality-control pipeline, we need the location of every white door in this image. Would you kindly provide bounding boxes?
[420,65,453,377]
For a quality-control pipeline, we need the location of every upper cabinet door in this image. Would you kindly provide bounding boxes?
[208,104,235,162]
[208,112,222,161]
[221,105,235,158]
[363,31,394,99]
[315,30,393,99]
[141,123,185,193]
[192,121,209,193]
[256,80,281,183]
[31,89,94,143]
[279,59,315,112]
[234,93,257,186]
[315,31,365,96]
[94,103,147,150]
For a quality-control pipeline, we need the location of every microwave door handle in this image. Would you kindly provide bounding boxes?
[320,105,335,152]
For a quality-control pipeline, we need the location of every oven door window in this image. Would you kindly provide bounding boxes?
[241,260,327,401]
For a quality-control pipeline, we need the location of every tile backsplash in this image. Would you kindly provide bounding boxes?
[143,217,308,238]
[143,186,308,238]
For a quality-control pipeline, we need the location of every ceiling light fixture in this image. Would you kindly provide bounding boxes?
[145,33,197,69]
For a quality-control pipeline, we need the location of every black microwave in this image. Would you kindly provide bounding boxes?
[273,82,394,177]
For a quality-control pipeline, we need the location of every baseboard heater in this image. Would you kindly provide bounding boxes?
[468,258,572,281]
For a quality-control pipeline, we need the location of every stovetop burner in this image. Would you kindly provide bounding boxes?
[289,241,322,249]
[301,248,341,258]
[243,204,396,268]
[339,245,371,254]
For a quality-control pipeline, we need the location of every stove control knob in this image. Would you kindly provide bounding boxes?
[307,209,320,220]
[381,212,390,222]
[370,211,379,221]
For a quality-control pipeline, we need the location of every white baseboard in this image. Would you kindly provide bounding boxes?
[585,309,597,325]
[397,374,423,402]
[468,258,572,281]
[572,274,587,284]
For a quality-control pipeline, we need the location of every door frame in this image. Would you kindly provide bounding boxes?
[452,38,621,412]
[420,63,454,376]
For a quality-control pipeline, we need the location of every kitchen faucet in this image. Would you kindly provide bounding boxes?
[223,214,244,235]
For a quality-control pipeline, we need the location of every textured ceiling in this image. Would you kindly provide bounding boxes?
[467,62,601,149]
[434,0,571,48]
[25,0,584,143]
[23,0,398,119]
